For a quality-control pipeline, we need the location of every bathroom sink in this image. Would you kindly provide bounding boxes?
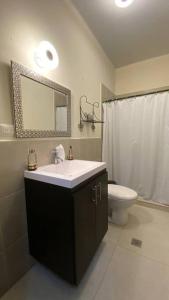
[24,160,106,188]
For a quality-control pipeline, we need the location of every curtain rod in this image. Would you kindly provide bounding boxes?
[103,86,169,103]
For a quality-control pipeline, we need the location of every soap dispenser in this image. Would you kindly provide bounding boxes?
[27,149,37,171]
[67,146,74,160]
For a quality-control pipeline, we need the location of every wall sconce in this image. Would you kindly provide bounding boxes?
[34,41,59,70]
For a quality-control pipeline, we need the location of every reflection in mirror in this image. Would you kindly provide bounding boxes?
[21,76,55,131]
[21,76,68,132]
[11,61,71,138]
[56,107,67,131]
[55,91,68,131]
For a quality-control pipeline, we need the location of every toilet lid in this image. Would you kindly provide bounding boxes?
[108,184,137,201]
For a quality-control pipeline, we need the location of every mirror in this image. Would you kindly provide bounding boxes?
[11,61,71,138]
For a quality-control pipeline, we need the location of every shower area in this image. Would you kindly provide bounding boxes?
[102,90,169,206]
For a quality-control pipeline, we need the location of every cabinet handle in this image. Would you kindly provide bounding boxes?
[91,185,97,205]
[98,183,102,201]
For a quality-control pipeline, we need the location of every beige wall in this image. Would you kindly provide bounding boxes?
[0,0,115,139]
[115,54,169,95]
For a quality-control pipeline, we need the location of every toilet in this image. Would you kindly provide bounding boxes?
[108,184,138,225]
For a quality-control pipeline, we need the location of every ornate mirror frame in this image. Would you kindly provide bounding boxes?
[11,61,71,138]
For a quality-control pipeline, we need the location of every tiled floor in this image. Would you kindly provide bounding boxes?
[2,204,169,300]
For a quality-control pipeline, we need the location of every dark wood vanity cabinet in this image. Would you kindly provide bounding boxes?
[25,170,108,285]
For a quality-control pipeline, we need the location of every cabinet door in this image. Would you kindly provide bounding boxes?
[73,180,97,284]
[96,172,108,245]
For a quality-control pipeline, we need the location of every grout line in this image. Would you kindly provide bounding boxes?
[92,238,119,300]
[116,242,169,269]
[0,137,102,143]
[113,207,169,269]
[0,189,25,202]
[137,199,169,212]
[5,233,29,253]
[92,240,169,300]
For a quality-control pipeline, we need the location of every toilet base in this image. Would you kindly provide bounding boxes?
[109,208,128,226]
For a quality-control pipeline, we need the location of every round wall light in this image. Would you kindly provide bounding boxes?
[34,41,59,70]
[115,0,135,8]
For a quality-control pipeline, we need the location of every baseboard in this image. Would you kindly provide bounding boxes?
[137,197,169,213]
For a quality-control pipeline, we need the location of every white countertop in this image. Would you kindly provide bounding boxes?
[24,160,106,188]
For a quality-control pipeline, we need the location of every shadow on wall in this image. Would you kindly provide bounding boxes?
[0,61,14,125]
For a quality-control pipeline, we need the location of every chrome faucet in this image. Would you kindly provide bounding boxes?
[51,149,62,164]
[52,144,65,164]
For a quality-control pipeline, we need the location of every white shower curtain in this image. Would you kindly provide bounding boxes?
[102,92,169,205]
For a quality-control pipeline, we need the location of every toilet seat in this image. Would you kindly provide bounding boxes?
[108,184,137,201]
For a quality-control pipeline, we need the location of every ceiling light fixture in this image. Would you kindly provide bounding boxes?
[34,41,59,70]
[115,0,135,8]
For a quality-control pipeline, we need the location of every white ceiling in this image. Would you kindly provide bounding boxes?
[71,0,169,67]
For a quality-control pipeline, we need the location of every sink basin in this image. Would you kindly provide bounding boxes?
[24,160,106,188]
